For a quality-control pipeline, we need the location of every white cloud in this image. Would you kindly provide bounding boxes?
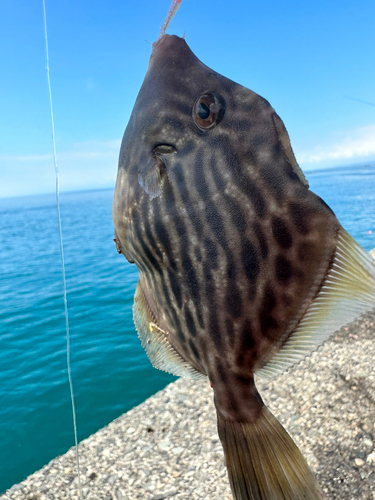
[3,126,375,198]
[296,124,375,167]
[1,154,53,162]
[1,140,121,163]
[0,139,122,198]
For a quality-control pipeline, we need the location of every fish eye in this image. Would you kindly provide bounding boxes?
[197,102,210,119]
[193,92,225,130]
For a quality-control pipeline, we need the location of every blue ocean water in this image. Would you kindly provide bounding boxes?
[0,164,374,493]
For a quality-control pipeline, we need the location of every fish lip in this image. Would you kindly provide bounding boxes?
[151,34,187,58]
[152,33,170,52]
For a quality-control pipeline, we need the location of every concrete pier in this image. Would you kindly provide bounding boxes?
[2,311,375,500]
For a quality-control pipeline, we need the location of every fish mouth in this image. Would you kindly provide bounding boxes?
[152,33,168,51]
[152,33,178,53]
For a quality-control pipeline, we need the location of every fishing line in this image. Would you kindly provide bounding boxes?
[159,0,183,39]
[42,1,82,497]
[343,95,375,107]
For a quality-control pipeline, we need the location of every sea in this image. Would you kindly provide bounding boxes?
[1,164,375,493]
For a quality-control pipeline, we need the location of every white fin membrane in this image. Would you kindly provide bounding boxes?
[133,283,206,380]
[257,227,375,379]
[138,163,163,199]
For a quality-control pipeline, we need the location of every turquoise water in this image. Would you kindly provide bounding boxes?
[0,189,175,493]
[1,164,375,493]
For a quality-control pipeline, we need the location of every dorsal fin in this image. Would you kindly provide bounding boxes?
[272,112,309,188]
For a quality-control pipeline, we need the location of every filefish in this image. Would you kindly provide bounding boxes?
[112,34,375,500]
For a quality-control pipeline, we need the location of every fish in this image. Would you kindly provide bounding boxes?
[112,34,375,500]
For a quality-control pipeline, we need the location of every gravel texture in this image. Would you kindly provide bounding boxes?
[2,310,375,500]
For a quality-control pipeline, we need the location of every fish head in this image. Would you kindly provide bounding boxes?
[112,34,336,378]
[113,33,305,268]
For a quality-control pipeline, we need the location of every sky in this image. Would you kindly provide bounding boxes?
[0,0,374,198]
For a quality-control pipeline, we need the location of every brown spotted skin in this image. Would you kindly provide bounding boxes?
[112,34,340,423]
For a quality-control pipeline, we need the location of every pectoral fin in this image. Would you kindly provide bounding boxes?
[138,158,164,199]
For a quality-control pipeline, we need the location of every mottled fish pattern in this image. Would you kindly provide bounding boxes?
[113,35,375,500]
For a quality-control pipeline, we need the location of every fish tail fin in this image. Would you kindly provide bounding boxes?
[217,406,324,500]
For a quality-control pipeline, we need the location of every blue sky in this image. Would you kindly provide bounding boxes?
[0,0,374,198]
